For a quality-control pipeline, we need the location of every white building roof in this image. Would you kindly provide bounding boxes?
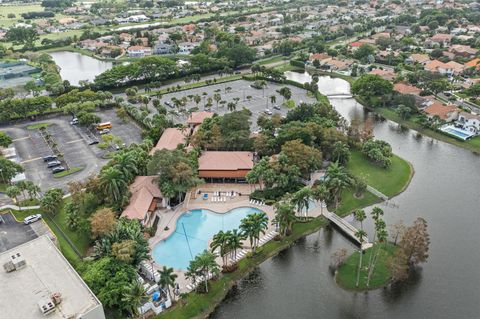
[0,236,105,319]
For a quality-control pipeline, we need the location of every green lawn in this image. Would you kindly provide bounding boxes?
[158,217,328,319]
[26,122,51,130]
[0,183,8,192]
[53,166,84,178]
[336,243,397,290]
[346,151,413,197]
[336,190,381,217]
[0,4,43,27]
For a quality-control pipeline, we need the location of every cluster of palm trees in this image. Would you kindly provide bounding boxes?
[185,250,220,293]
[99,142,150,207]
[5,180,40,205]
[354,207,388,288]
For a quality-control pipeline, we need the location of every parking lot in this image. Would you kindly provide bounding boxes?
[4,109,142,192]
[154,80,316,130]
[0,212,37,253]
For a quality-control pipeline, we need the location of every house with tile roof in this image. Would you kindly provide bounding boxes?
[198,151,254,182]
[121,176,165,226]
[424,59,465,76]
[149,128,187,155]
[424,101,459,122]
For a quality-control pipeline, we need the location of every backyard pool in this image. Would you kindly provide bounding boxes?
[440,125,475,140]
[152,207,262,270]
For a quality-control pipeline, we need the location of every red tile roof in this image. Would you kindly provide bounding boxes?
[198,151,254,171]
[187,111,214,125]
[149,128,186,154]
[424,102,459,120]
[393,83,422,95]
[121,176,162,221]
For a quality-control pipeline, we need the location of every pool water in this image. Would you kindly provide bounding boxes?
[152,207,262,270]
[441,126,474,140]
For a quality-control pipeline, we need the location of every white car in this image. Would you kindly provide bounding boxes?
[70,118,79,125]
[99,129,111,135]
[23,214,42,225]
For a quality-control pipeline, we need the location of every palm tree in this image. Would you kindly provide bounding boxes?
[113,152,138,182]
[278,87,292,101]
[240,212,268,253]
[312,183,329,216]
[227,102,236,112]
[228,229,244,262]
[325,162,352,210]
[355,229,367,288]
[159,266,178,301]
[185,259,200,291]
[354,209,366,230]
[122,281,148,317]
[270,95,276,106]
[291,187,313,218]
[99,166,127,203]
[331,141,350,165]
[272,202,296,237]
[210,230,231,267]
[193,94,201,107]
[213,93,221,110]
[195,250,220,293]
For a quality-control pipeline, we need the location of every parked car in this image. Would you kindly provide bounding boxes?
[69,118,79,125]
[273,104,281,110]
[52,166,65,174]
[47,160,61,168]
[89,139,99,145]
[165,101,174,108]
[234,70,242,75]
[43,155,57,162]
[23,214,42,225]
[99,129,110,135]
[264,109,273,115]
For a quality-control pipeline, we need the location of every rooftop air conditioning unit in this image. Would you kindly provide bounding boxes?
[38,298,56,315]
[10,252,26,270]
[3,261,15,273]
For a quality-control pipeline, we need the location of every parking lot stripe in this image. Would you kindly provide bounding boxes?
[21,157,42,164]
[12,136,30,141]
[66,138,84,144]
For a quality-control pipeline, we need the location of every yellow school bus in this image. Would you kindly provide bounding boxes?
[96,122,112,130]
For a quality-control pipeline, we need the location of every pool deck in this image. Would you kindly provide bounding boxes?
[148,183,326,294]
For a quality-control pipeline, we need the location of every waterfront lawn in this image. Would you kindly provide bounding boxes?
[336,243,397,290]
[336,190,381,217]
[346,151,413,198]
[158,217,328,319]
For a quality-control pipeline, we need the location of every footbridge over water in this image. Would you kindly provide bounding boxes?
[325,93,353,99]
[325,211,373,250]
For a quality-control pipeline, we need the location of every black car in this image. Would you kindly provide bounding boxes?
[47,160,62,168]
[273,104,281,110]
[43,155,57,162]
[89,140,99,145]
[52,166,65,174]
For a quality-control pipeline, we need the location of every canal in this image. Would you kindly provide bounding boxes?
[211,72,480,319]
[48,51,112,86]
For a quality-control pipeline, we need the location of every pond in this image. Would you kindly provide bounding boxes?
[49,51,113,86]
[211,71,480,319]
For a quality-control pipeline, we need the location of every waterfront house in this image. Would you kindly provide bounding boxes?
[127,46,152,58]
[369,68,396,81]
[424,101,459,122]
[457,112,480,135]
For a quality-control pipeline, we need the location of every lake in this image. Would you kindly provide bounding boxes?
[49,51,113,86]
[211,71,480,319]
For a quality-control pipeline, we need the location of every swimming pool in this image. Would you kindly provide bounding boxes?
[440,125,475,140]
[152,207,262,270]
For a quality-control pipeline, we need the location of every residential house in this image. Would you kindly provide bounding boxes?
[457,112,480,135]
[449,44,478,59]
[406,53,430,65]
[178,42,199,54]
[424,59,465,76]
[153,43,173,55]
[427,33,453,47]
[187,111,214,130]
[78,39,107,52]
[393,82,422,95]
[320,57,354,71]
[127,46,152,58]
[369,68,395,81]
[465,58,480,70]
[348,41,363,51]
[424,101,459,122]
[121,176,165,226]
